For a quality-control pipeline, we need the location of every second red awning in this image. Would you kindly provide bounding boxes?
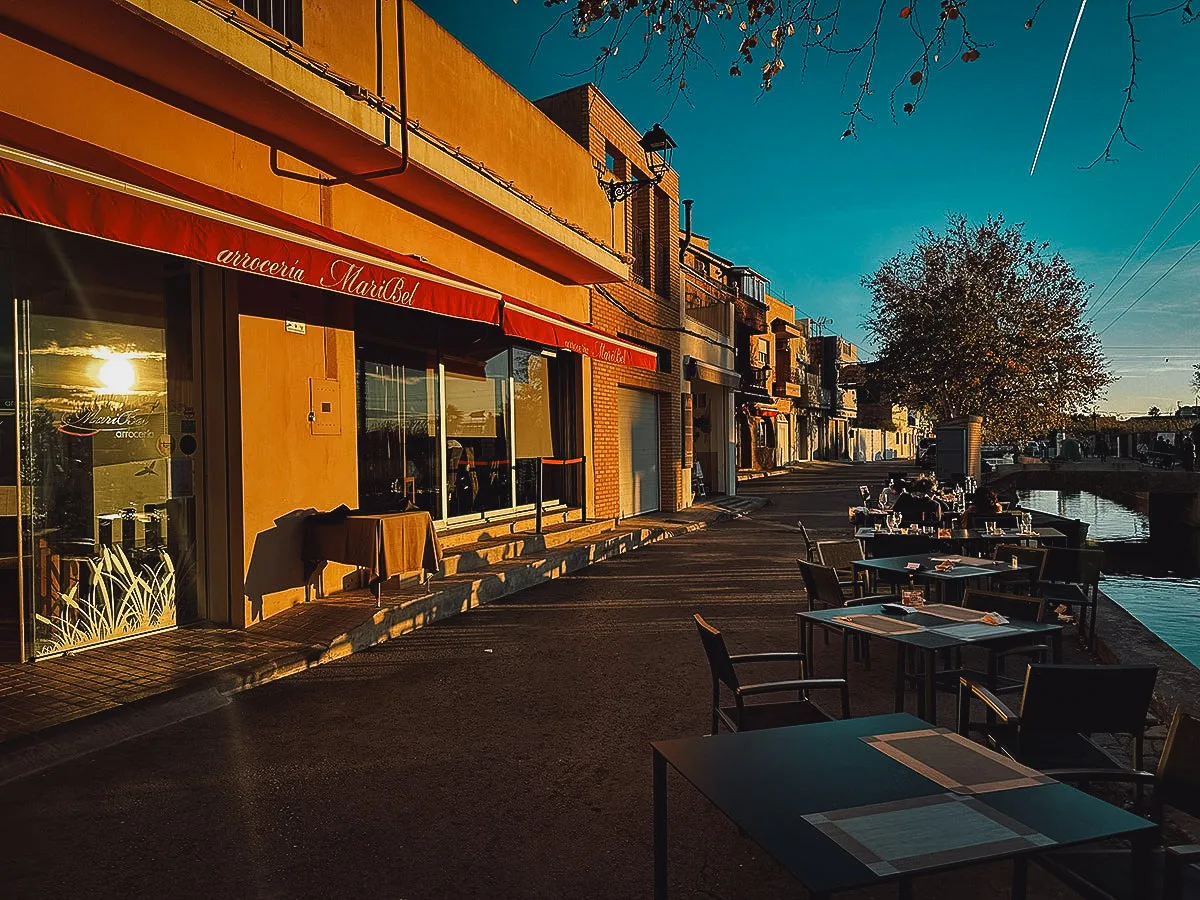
[502,298,657,371]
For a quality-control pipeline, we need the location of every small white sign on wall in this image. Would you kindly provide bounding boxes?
[285,320,307,335]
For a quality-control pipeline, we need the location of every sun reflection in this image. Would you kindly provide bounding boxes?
[96,350,136,394]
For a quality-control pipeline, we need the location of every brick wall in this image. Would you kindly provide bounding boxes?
[537,84,685,518]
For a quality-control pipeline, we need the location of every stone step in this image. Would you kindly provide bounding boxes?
[438,517,618,577]
[436,505,582,550]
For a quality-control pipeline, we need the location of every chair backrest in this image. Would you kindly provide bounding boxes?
[797,520,816,560]
[866,533,936,558]
[693,614,739,692]
[1156,708,1200,820]
[817,539,863,574]
[797,559,846,609]
[992,544,1048,582]
[1018,664,1158,735]
[961,589,1047,623]
[1042,547,1104,586]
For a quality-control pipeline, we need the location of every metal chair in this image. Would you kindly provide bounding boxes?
[796,520,817,562]
[817,539,866,597]
[990,543,1048,594]
[693,614,850,735]
[931,589,1053,699]
[1035,708,1200,900]
[1040,547,1105,647]
[958,663,1159,776]
[797,560,891,663]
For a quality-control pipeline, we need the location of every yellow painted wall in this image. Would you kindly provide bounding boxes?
[238,310,359,625]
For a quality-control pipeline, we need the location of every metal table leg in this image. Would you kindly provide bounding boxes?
[924,648,938,725]
[894,643,906,713]
[654,749,668,900]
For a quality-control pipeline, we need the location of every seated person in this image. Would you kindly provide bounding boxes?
[891,478,942,525]
[878,480,902,509]
[963,487,1002,527]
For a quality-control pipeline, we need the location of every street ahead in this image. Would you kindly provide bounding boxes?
[0,466,1074,899]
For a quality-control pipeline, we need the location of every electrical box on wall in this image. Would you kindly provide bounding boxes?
[309,378,341,435]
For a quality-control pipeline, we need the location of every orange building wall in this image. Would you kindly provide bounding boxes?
[237,278,359,625]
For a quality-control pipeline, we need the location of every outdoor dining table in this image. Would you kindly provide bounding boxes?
[855,526,1068,553]
[302,508,442,605]
[652,713,1155,899]
[852,552,1039,603]
[797,601,1062,726]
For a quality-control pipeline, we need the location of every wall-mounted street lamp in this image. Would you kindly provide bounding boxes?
[596,123,677,205]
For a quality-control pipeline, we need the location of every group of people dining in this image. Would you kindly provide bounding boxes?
[870,473,1006,528]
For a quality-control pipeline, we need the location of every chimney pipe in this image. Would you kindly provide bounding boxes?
[679,198,694,264]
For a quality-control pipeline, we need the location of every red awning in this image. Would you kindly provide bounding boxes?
[0,115,657,371]
[759,409,779,418]
[502,297,657,371]
[0,114,502,324]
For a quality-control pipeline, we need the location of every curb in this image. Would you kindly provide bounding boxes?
[0,497,766,780]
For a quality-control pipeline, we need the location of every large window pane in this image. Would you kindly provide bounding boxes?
[513,348,554,506]
[444,350,512,516]
[15,233,197,657]
[357,351,440,517]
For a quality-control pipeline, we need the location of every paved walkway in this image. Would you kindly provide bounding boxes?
[0,463,1110,900]
[0,496,759,753]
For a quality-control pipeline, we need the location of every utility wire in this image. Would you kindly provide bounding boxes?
[1098,235,1200,335]
[1089,194,1200,324]
[1091,158,1200,308]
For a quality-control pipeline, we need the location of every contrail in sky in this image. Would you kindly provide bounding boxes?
[1031,0,1088,175]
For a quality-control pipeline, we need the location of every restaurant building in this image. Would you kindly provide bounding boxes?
[0,0,665,661]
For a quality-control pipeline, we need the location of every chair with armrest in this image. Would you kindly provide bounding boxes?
[1034,708,1200,900]
[797,559,892,663]
[1040,547,1105,648]
[957,663,1159,776]
[991,543,1048,593]
[797,520,817,562]
[694,614,850,735]
[817,539,866,597]
[930,589,1054,698]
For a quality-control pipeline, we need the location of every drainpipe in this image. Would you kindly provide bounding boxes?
[679,198,693,264]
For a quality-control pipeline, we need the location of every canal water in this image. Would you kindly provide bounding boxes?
[1016,489,1200,668]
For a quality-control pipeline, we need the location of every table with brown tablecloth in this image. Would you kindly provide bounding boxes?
[303,510,442,597]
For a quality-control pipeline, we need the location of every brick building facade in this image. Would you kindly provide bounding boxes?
[537,85,687,517]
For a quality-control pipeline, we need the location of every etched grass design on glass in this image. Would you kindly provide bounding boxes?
[34,545,176,655]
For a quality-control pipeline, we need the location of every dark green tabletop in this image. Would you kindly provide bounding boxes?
[853,553,1035,584]
[797,602,1060,652]
[652,713,1155,896]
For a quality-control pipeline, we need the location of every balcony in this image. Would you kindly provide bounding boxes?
[839,388,858,415]
[684,271,732,335]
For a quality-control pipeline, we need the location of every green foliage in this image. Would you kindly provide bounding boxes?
[862,214,1111,441]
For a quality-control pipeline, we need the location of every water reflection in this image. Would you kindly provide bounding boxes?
[1017,489,1200,668]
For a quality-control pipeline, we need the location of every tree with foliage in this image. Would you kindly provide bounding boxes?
[533,1,1195,163]
[1148,405,1161,416]
[1192,363,1200,403]
[862,214,1111,440]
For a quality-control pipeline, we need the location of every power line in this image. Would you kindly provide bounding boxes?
[1091,158,1200,308]
[1089,194,1200,324]
[1098,235,1200,335]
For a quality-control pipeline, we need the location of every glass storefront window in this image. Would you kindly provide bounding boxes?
[444,350,512,517]
[355,311,579,524]
[513,348,555,506]
[11,229,198,658]
[357,351,441,516]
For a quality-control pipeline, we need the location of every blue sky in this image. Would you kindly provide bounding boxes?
[422,2,1199,415]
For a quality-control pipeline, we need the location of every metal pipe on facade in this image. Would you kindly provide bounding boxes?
[679,198,693,263]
